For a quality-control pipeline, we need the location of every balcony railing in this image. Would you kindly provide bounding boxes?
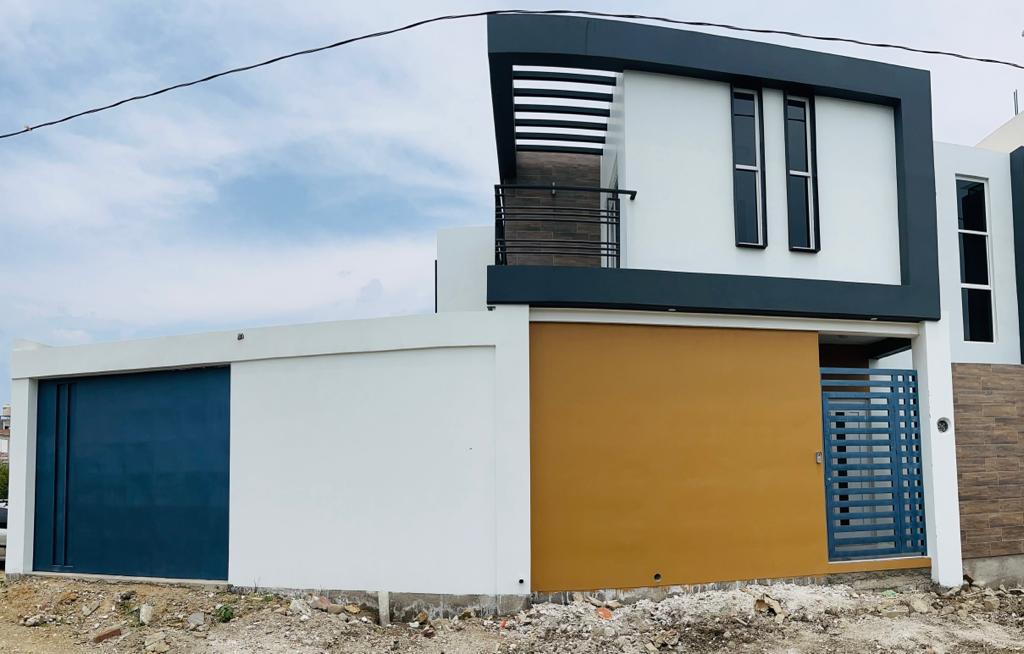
[494,184,637,268]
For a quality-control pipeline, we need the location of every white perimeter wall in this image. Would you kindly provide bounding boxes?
[933,142,1020,364]
[612,71,902,285]
[8,308,531,595]
[231,347,499,593]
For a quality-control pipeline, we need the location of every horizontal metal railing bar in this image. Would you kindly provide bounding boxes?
[825,487,900,496]
[830,463,896,471]
[515,118,609,130]
[830,548,904,559]
[497,204,617,213]
[828,453,902,461]
[832,535,899,546]
[498,209,619,217]
[513,88,615,102]
[498,184,637,198]
[831,524,896,534]
[497,247,620,255]
[830,499,894,508]
[828,510,899,519]
[828,427,895,435]
[822,380,919,390]
[497,238,618,246]
[514,103,612,117]
[828,439,897,447]
[498,217,619,225]
[826,482,922,492]
[821,367,918,376]
[512,70,619,85]
[827,509,925,519]
[497,251,619,258]
[824,392,904,399]
[832,472,923,481]
[516,131,606,143]
[498,212,619,220]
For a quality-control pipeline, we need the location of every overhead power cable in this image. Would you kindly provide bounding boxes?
[2,8,1023,141]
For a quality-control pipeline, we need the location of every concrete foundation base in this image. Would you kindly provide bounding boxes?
[963,555,1024,588]
[532,570,932,606]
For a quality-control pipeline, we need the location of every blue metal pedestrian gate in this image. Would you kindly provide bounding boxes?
[820,368,926,561]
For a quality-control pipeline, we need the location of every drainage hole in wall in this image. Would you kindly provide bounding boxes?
[518,579,524,585]
[653,573,662,582]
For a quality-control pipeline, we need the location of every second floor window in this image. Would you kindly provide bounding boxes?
[957,178,994,342]
[785,96,818,251]
[731,89,766,247]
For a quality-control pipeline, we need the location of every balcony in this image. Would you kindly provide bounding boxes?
[494,184,637,268]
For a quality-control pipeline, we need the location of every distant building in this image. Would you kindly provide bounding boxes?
[0,403,9,461]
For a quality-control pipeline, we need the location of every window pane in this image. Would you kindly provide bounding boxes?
[732,114,757,167]
[787,118,808,172]
[786,99,806,121]
[959,233,989,285]
[957,180,986,231]
[732,92,755,117]
[962,288,994,342]
[734,169,760,244]
[787,175,811,248]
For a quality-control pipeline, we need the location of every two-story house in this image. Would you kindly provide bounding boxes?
[7,15,1024,605]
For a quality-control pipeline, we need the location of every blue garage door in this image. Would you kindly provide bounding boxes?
[34,367,230,580]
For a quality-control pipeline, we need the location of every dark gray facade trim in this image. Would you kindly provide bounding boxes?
[486,15,941,322]
[1010,147,1024,361]
[488,266,938,321]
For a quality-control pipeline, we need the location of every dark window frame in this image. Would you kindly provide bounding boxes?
[783,94,820,253]
[730,87,768,249]
[956,176,995,343]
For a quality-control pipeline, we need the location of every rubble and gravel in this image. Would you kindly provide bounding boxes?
[1,572,1024,653]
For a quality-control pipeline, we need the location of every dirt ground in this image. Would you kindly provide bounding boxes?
[1,572,1024,653]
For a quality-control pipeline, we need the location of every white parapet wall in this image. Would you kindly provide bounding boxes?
[435,226,493,313]
[8,306,531,596]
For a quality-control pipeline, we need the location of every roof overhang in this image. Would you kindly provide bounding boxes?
[488,14,930,180]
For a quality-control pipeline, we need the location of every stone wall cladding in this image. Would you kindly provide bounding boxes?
[501,152,604,267]
[953,363,1024,558]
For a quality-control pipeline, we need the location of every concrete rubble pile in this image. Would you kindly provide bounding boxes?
[3,572,1024,652]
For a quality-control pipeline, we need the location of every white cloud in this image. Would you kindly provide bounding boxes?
[2,235,436,329]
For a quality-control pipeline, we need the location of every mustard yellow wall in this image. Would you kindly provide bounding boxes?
[530,322,926,592]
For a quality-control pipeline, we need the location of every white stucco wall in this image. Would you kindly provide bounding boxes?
[435,226,493,312]
[231,347,499,593]
[933,142,1019,364]
[8,308,532,595]
[611,71,902,285]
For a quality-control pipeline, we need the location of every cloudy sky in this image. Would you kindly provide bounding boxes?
[1,0,1023,401]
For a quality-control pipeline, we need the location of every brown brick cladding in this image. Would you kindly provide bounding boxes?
[501,151,603,267]
[953,363,1024,558]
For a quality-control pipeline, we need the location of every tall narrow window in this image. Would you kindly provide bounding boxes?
[731,89,766,247]
[957,178,994,342]
[784,96,818,251]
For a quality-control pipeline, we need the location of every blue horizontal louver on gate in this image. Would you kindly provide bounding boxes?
[820,367,926,561]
